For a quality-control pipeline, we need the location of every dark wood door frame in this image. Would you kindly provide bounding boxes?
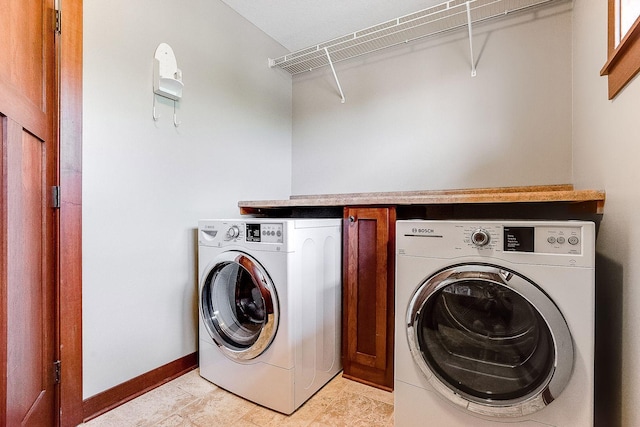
[59,0,83,425]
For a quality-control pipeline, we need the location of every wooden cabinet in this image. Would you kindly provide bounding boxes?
[342,207,396,390]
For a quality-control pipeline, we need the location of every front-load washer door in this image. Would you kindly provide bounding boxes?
[406,263,573,418]
[201,251,279,361]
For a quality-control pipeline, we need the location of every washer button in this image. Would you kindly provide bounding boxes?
[547,236,556,244]
[568,236,579,245]
[557,236,565,244]
[227,226,240,239]
[471,229,491,247]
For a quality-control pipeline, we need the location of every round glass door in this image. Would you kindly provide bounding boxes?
[407,263,573,417]
[201,251,279,361]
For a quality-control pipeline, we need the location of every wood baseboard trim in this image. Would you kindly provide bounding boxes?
[341,372,393,393]
[82,352,198,422]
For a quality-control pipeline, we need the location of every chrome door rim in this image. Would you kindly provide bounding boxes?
[406,263,573,417]
[201,251,279,361]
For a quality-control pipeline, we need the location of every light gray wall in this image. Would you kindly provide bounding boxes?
[291,4,573,195]
[573,1,640,425]
[82,0,291,398]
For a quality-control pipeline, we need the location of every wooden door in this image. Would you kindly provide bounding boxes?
[1,0,59,425]
[342,207,395,390]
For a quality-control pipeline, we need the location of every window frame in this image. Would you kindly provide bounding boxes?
[601,0,640,99]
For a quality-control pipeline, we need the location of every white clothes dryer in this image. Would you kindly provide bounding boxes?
[198,218,342,414]
[395,220,595,426]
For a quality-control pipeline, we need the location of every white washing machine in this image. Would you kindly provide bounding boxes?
[198,218,342,414]
[395,220,595,426]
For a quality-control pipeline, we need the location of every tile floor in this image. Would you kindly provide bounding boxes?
[80,369,394,427]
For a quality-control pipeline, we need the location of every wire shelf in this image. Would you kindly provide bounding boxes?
[269,0,565,75]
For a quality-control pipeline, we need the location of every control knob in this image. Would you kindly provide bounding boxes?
[471,229,491,247]
[226,225,240,239]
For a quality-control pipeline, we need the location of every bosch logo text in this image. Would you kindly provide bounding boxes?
[412,228,435,234]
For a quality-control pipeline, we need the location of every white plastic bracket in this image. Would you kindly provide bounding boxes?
[466,1,477,77]
[324,48,346,103]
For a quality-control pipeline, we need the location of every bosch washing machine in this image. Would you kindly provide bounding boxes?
[395,220,595,426]
[198,218,342,414]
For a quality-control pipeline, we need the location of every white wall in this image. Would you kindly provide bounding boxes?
[573,1,640,425]
[291,4,573,195]
[82,0,291,398]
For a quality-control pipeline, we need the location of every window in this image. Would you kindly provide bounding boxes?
[601,0,640,99]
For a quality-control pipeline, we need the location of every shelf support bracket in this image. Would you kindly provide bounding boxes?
[466,1,477,77]
[324,47,346,103]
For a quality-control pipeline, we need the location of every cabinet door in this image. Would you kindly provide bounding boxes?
[342,207,395,390]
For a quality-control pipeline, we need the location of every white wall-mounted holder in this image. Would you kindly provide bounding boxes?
[153,43,183,127]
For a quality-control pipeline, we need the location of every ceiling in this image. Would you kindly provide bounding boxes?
[219,0,445,52]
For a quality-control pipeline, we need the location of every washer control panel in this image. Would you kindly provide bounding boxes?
[462,225,582,255]
[397,220,594,267]
[246,223,283,244]
[532,226,582,255]
[199,221,285,246]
